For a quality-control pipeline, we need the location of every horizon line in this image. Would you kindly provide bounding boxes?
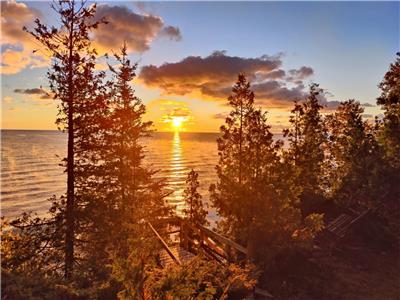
[0,128,286,135]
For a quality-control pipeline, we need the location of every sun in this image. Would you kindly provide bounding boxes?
[172,117,183,130]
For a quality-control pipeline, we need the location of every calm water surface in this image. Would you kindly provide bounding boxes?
[1,130,219,219]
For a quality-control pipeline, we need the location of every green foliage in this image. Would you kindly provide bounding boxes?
[292,213,325,246]
[377,53,400,108]
[6,3,170,295]
[375,53,400,236]
[183,169,209,226]
[4,0,400,295]
[1,269,72,300]
[211,74,323,263]
[283,84,327,215]
[377,53,400,170]
[110,225,162,300]
[325,100,385,209]
[25,0,108,277]
[1,214,59,275]
[144,256,257,299]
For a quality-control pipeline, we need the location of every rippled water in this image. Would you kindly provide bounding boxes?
[1,130,219,219]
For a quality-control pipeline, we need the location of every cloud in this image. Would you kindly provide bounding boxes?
[14,87,53,101]
[0,1,40,46]
[161,106,192,123]
[147,99,194,130]
[319,98,341,110]
[1,46,48,75]
[139,52,342,110]
[161,26,182,41]
[93,5,181,53]
[287,66,314,81]
[167,107,191,117]
[251,81,306,107]
[14,88,44,94]
[0,1,48,74]
[140,51,282,96]
[213,112,229,119]
[14,87,52,99]
[259,69,286,80]
[1,3,181,74]
[140,51,325,108]
[361,102,375,107]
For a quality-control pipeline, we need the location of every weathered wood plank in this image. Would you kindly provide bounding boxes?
[159,245,196,267]
[148,222,182,265]
[196,224,248,255]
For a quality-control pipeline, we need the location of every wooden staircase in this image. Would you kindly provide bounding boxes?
[147,217,273,298]
[159,245,195,267]
[317,208,370,247]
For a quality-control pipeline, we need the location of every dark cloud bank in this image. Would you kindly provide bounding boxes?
[93,5,181,53]
[140,51,338,109]
[14,88,52,99]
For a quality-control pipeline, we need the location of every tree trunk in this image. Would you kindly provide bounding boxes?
[239,101,243,185]
[65,5,75,278]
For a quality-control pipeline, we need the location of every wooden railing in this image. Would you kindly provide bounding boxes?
[148,217,273,298]
[147,221,182,265]
[148,216,248,264]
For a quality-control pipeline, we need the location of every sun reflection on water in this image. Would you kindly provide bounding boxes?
[169,131,185,216]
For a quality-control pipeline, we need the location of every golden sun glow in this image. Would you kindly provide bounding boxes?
[172,117,183,129]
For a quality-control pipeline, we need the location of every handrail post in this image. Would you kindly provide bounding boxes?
[147,221,181,265]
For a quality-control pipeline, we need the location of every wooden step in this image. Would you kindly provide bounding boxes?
[159,245,196,267]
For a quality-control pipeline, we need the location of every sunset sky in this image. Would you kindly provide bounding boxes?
[1,1,399,132]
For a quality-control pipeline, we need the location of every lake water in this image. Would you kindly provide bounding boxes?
[1,130,219,219]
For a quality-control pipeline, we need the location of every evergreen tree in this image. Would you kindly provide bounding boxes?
[376,53,400,235]
[78,46,171,295]
[102,44,170,252]
[25,0,105,278]
[283,84,327,215]
[210,73,266,244]
[377,53,400,169]
[325,100,384,209]
[182,169,208,226]
[211,74,321,261]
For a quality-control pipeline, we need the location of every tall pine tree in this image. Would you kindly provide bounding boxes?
[376,53,400,236]
[211,74,320,261]
[25,0,105,278]
[182,169,208,226]
[325,100,384,210]
[99,45,171,298]
[284,84,327,216]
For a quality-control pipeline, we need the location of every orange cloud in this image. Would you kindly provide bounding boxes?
[1,1,48,74]
[0,1,40,45]
[139,51,332,109]
[1,2,182,74]
[140,51,282,95]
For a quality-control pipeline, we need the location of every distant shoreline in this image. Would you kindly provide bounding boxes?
[0,128,220,134]
[0,129,286,135]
